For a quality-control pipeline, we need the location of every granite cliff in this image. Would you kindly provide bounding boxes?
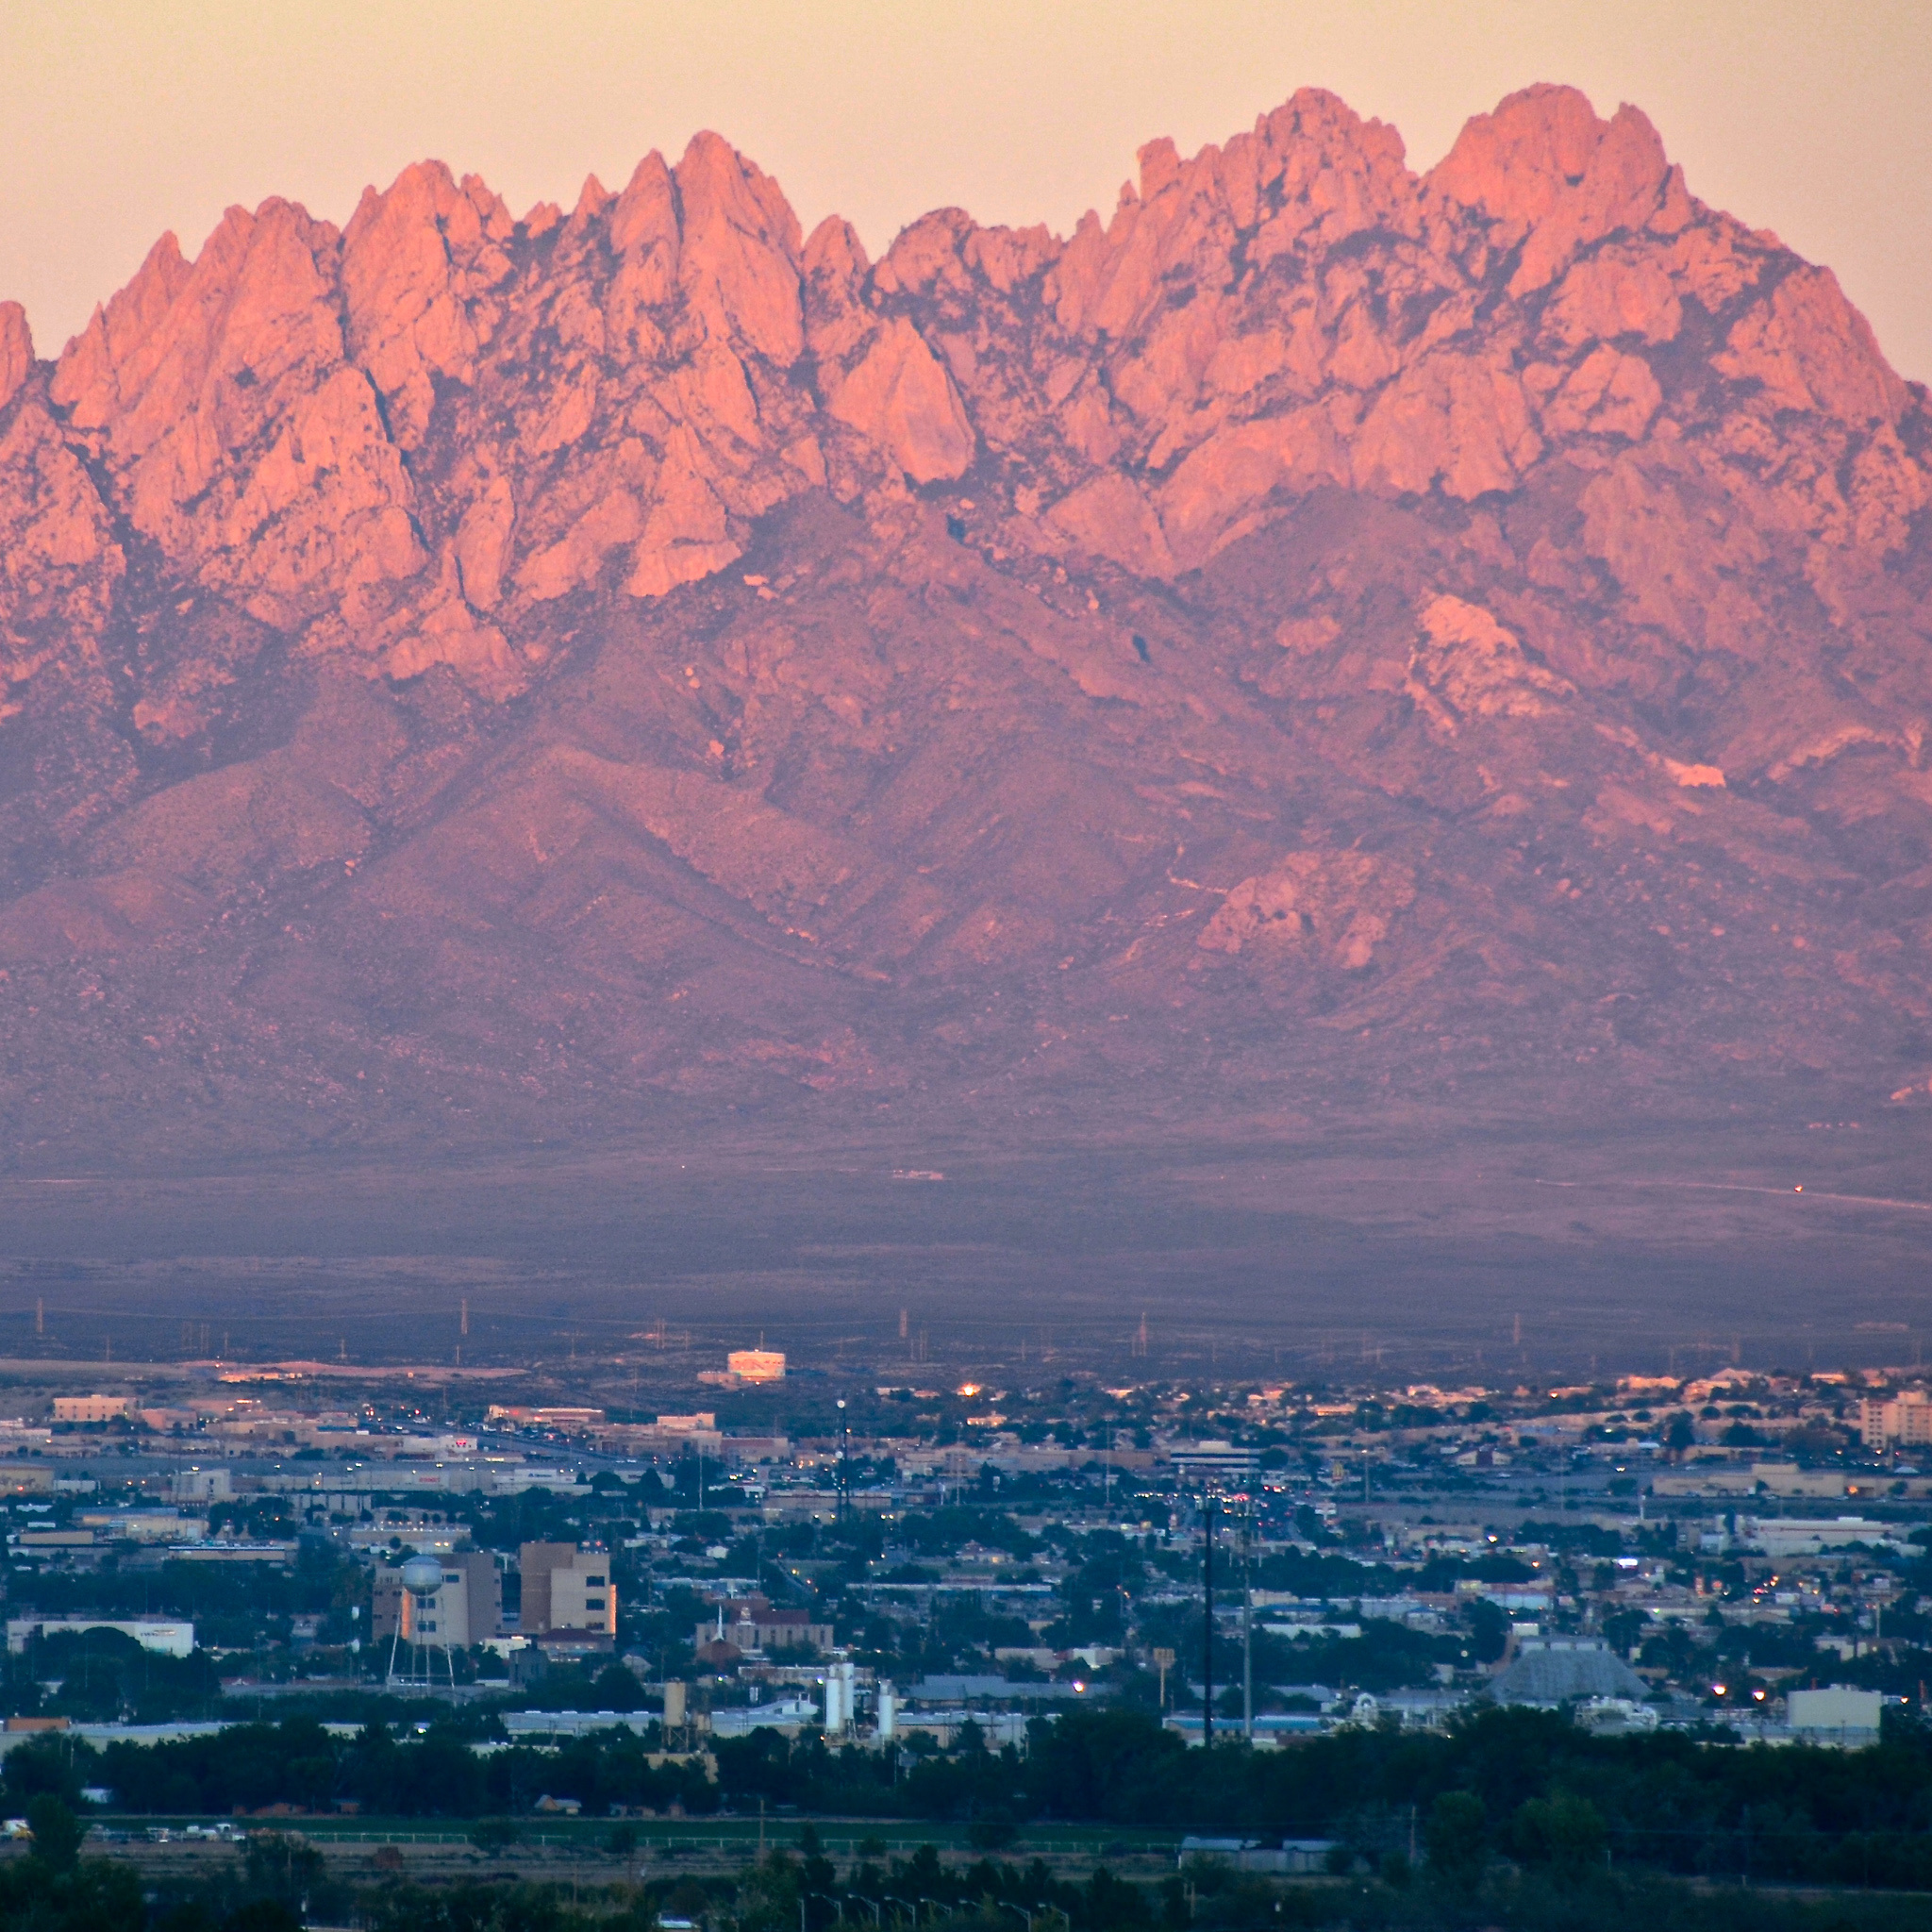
[3,85,1931,1166]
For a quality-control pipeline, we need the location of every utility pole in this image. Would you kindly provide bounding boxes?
[838,1398,850,1524]
[1241,1493,1254,1745]
[1202,1488,1215,1751]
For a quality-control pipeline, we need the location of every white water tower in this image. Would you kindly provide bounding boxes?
[386,1554,458,1696]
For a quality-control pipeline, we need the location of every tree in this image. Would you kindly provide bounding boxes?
[591,1662,646,1711]
[1423,1790,1487,1890]
[243,1830,325,1907]
[967,1809,1017,1850]
[1510,1791,1607,1873]
[469,1816,519,1855]
[1085,1868,1153,1927]
[605,1819,642,1886]
[25,1793,83,1873]
[1467,1597,1507,1665]
[222,1906,304,1932]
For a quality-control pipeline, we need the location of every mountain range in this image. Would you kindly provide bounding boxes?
[3,83,1931,1172]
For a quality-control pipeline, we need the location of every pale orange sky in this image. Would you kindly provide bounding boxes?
[3,1,1929,375]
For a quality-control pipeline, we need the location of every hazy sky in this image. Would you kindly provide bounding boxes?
[4,1,1929,376]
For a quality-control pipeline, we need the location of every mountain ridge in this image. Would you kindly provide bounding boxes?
[2,82,1931,1168]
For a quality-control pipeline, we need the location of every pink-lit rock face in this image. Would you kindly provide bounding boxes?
[2,86,1931,1161]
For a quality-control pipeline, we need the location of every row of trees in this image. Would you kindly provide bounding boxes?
[3,1717,715,1822]
[8,1705,1932,1889]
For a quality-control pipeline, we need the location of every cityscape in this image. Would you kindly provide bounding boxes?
[0,1335,1923,1920]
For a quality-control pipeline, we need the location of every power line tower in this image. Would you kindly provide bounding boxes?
[1238,1490,1255,1744]
[1202,1486,1215,1751]
[1194,1467,1257,1750]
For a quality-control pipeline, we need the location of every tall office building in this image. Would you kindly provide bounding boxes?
[518,1542,616,1641]
[1858,1393,1932,1447]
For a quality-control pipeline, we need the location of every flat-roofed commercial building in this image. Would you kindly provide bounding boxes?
[52,1395,134,1424]
[1789,1686,1884,1740]
[7,1618,193,1657]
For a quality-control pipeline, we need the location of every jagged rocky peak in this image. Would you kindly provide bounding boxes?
[0,87,1928,1162]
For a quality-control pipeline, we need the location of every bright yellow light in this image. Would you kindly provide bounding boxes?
[958,1384,980,1397]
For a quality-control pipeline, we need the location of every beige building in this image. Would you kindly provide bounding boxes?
[727,1350,786,1384]
[1858,1394,1932,1448]
[518,1542,615,1638]
[52,1395,134,1424]
[1788,1686,1884,1737]
[655,1413,721,1444]
[373,1552,501,1648]
[1655,1462,1848,1499]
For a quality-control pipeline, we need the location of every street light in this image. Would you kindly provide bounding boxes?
[1001,1907,1033,1932]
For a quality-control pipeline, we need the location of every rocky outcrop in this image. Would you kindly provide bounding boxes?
[0,305,30,413]
[1406,594,1572,733]
[1196,851,1417,970]
[0,301,124,701]
[1,84,1930,1160]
